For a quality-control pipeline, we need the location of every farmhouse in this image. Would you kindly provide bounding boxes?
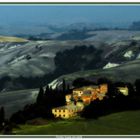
[52,103,83,119]
[117,86,129,96]
[65,94,72,105]
[73,84,108,104]
[52,83,131,119]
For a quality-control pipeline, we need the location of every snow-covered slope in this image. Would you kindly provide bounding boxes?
[0,40,96,78]
[103,62,119,69]
[1,30,140,87]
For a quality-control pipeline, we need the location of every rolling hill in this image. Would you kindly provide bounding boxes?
[49,58,140,89]
[0,36,28,43]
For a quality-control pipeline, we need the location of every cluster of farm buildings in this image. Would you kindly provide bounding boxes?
[52,84,128,119]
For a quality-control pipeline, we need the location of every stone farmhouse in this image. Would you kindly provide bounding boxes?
[52,83,129,119]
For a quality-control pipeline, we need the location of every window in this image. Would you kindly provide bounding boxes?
[57,114,61,117]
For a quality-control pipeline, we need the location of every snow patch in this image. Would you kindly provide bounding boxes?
[37,41,45,44]
[9,45,18,50]
[39,53,55,58]
[132,36,140,41]
[9,55,26,65]
[48,79,62,89]
[103,62,119,69]
[124,50,134,58]
[0,48,5,52]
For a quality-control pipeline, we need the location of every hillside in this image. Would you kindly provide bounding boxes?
[0,89,38,118]
[49,58,140,89]
[1,30,140,78]
[0,36,28,43]
[13,110,140,135]
[1,30,140,91]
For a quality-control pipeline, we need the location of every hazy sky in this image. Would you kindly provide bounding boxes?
[0,5,140,25]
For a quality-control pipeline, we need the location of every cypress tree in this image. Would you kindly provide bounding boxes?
[0,106,5,126]
[36,87,44,104]
[62,79,66,94]
[45,85,50,95]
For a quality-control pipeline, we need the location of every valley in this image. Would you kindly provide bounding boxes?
[1,29,140,119]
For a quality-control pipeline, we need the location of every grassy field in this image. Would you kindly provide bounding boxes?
[0,36,28,42]
[13,110,140,135]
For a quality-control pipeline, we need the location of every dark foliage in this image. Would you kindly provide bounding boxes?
[0,107,6,131]
[36,87,44,105]
[0,107,5,125]
[73,78,96,88]
[135,79,140,96]
[54,45,103,76]
[81,79,138,119]
[10,80,69,124]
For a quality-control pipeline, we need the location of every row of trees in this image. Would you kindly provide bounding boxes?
[9,79,71,124]
[0,79,71,134]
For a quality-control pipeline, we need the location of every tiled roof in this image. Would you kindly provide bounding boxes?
[73,85,99,91]
[52,104,79,110]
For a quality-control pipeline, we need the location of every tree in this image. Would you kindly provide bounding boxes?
[62,79,66,94]
[135,79,140,96]
[97,77,111,85]
[36,87,44,104]
[73,78,95,88]
[45,85,50,95]
[0,107,5,126]
[126,82,135,97]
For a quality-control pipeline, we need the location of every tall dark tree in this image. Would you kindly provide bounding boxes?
[0,107,5,126]
[36,87,44,104]
[135,79,140,96]
[62,79,66,94]
[126,83,135,97]
[45,85,50,95]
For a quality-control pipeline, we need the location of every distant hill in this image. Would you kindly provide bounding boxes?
[130,21,140,30]
[0,36,28,42]
[1,30,140,91]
